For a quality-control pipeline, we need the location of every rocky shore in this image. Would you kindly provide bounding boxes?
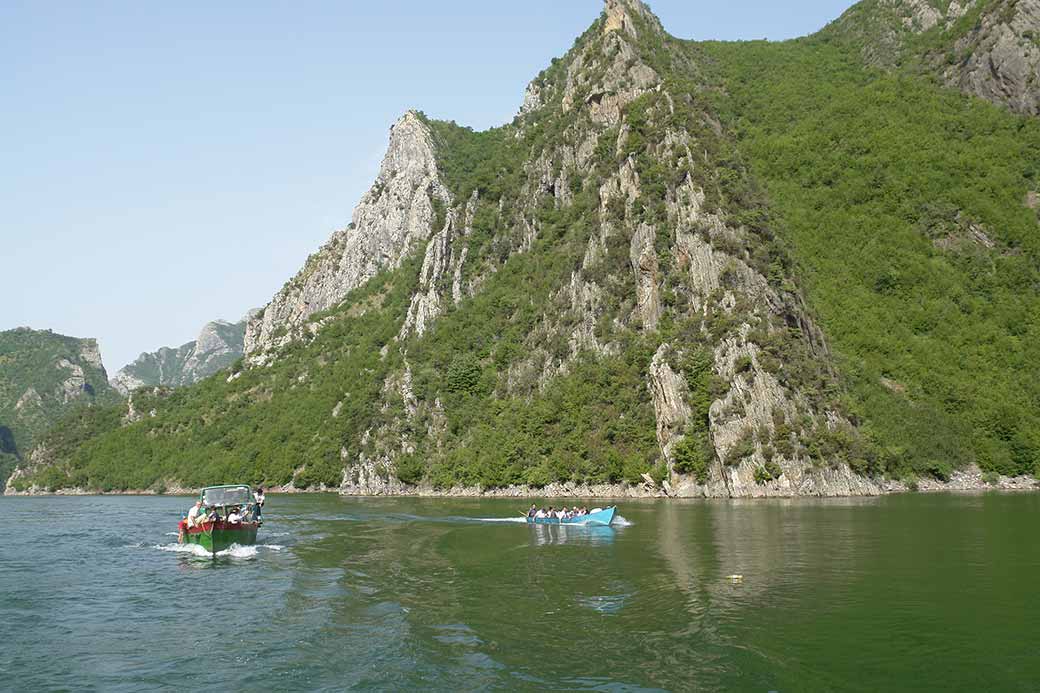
[5,463,1034,499]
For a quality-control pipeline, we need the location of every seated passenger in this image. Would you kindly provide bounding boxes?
[227,507,243,524]
[534,508,547,519]
[527,504,537,518]
[186,500,203,528]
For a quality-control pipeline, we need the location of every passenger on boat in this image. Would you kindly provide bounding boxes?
[527,504,537,518]
[227,507,243,524]
[534,508,547,519]
[255,488,265,520]
[186,500,203,528]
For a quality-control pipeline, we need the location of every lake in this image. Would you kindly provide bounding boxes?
[1,493,1037,691]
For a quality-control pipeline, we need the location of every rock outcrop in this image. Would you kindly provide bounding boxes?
[245,111,451,354]
[941,0,1040,116]
[829,0,1040,116]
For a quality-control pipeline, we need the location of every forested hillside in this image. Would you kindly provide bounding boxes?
[700,34,1040,479]
[9,0,1039,495]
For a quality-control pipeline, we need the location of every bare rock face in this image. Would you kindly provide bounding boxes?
[245,111,450,354]
[603,0,664,38]
[648,344,691,456]
[56,359,87,404]
[401,213,454,339]
[890,0,944,32]
[400,192,479,339]
[630,223,661,330]
[943,0,1040,116]
[832,0,1040,115]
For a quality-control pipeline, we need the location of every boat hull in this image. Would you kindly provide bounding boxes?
[178,522,259,555]
[526,506,616,526]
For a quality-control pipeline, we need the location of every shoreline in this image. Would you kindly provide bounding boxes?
[5,466,1037,498]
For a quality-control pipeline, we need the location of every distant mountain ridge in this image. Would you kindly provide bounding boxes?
[111,311,257,394]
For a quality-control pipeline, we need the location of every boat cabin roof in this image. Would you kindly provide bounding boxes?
[199,485,254,507]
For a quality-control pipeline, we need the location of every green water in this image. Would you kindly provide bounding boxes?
[1,493,1037,691]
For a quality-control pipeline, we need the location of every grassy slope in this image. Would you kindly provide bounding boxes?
[700,37,1040,477]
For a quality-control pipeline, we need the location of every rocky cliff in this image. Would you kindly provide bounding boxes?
[0,328,120,485]
[826,0,1040,116]
[111,311,256,394]
[244,111,450,356]
[940,0,1040,115]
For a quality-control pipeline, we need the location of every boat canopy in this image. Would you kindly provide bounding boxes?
[201,485,254,507]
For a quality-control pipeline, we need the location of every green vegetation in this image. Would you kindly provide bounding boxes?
[754,460,783,484]
[21,266,417,492]
[700,37,1040,478]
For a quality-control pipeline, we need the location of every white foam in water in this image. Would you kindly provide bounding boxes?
[613,515,634,527]
[153,543,283,558]
[478,517,529,524]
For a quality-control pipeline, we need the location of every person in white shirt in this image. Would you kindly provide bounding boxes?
[227,507,242,524]
[186,500,203,528]
[254,488,265,521]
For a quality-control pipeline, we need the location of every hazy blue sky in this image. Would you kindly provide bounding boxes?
[2,0,854,371]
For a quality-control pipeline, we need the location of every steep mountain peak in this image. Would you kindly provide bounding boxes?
[244,109,450,355]
[519,0,663,122]
[603,0,663,39]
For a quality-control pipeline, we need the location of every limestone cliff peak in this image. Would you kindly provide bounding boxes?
[603,0,663,38]
[244,110,449,355]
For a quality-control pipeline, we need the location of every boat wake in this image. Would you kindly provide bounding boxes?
[476,517,529,524]
[613,516,634,527]
[153,543,284,558]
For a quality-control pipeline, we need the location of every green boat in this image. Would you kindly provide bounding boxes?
[177,484,261,556]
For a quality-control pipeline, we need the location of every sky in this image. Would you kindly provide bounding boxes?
[1,0,855,372]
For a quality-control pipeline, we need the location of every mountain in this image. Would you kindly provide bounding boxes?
[9,0,1039,495]
[111,311,257,394]
[0,328,121,485]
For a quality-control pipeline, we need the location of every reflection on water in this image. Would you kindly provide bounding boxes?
[2,493,1039,691]
[528,523,617,546]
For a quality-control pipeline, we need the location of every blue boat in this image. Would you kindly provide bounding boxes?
[526,506,617,526]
